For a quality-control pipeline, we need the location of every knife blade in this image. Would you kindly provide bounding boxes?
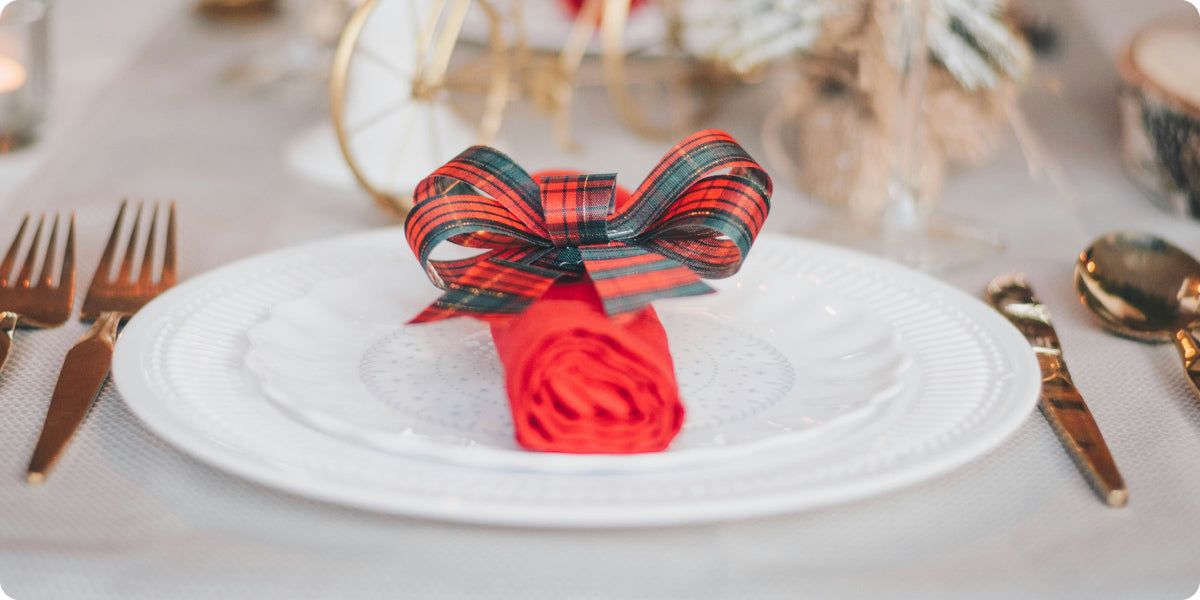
[986,273,1128,507]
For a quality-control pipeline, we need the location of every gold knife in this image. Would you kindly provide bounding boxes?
[986,273,1128,507]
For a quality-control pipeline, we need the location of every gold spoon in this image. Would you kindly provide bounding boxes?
[1075,232,1200,395]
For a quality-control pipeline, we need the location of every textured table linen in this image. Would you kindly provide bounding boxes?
[0,1,1199,599]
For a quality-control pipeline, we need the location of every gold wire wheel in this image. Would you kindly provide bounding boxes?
[600,0,721,140]
[330,0,510,219]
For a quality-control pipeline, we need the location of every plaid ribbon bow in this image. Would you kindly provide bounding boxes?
[404,129,772,323]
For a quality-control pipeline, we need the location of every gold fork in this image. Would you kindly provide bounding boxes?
[26,201,176,482]
[0,213,76,372]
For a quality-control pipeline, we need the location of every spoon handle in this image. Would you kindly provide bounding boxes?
[1173,330,1200,396]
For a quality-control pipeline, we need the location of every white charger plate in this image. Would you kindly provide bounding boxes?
[112,230,1039,527]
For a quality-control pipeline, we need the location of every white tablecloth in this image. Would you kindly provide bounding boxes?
[1,1,1199,598]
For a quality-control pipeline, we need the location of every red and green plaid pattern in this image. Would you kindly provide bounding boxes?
[404,129,772,323]
[541,173,615,247]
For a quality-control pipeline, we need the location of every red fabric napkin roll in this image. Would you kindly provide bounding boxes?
[488,171,684,454]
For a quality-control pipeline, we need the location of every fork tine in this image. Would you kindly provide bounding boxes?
[94,200,128,288]
[60,214,75,291]
[116,202,143,284]
[0,214,29,286]
[138,204,159,284]
[162,202,177,287]
[37,214,59,287]
[16,214,45,287]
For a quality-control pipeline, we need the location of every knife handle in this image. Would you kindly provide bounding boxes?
[26,311,121,483]
[1174,329,1200,397]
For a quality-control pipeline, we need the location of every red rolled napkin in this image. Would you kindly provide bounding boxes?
[490,170,683,454]
[490,278,682,454]
[403,130,772,455]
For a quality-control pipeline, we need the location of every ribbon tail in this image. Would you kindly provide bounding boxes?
[580,243,713,318]
[409,256,563,324]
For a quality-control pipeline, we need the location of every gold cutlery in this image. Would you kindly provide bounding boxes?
[26,201,176,483]
[0,213,75,372]
[1075,231,1200,397]
[986,273,1128,507]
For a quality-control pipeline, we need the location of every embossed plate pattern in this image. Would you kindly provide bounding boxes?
[243,256,911,473]
[112,230,1040,527]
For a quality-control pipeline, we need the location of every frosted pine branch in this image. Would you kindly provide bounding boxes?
[698,0,1032,89]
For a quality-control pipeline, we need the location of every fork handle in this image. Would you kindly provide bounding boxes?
[26,311,121,483]
[0,311,17,374]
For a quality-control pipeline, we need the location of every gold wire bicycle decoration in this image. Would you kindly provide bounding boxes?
[329,0,724,219]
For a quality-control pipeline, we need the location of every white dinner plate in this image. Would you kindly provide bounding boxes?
[112,230,1039,527]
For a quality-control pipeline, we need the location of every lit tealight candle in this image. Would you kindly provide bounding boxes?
[0,55,25,93]
[0,0,44,152]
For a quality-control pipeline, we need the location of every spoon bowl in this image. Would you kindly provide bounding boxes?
[1075,231,1200,394]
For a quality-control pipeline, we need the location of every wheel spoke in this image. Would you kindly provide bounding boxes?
[349,97,419,137]
[383,103,423,190]
[414,0,448,74]
[356,45,415,82]
[424,0,472,86]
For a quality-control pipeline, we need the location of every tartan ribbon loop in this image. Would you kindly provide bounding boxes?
[404,129,772,324]
[541,173,615,247]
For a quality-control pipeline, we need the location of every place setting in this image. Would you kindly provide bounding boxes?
[4,0,1187,522]
[20,123,1194,526]
[3,0,1200,597]
[102,129,1049,527]
[61,121,1200,528]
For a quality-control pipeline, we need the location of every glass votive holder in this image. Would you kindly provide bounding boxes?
[0,0,47,153]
